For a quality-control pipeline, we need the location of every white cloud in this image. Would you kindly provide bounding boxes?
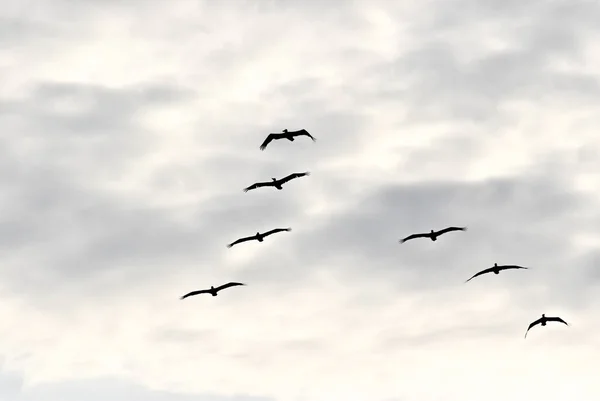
[1,0,600,400]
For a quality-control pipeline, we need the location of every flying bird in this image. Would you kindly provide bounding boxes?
[400,226,467,243]
[243,172,310,192]
[227,228,292,248]
[180,282,245,299]
[524,314,568,338]
[259,129,316,150]
[465,263,528,283]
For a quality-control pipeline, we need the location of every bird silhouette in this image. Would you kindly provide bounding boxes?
[524,314,569,338]
[227,228,292,248]
[259,129,316,150]
[243,172,310,192]
[400,226,467,243]
[180,282,245,299]
[465,263,528,283]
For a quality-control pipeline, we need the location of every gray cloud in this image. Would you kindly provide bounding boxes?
[2,0,600,400]
[352,0,600,124]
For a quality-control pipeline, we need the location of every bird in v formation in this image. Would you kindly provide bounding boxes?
[244,172,310,192]
[524,314,568,338]
[181,128,569,340]
[465,263,528,283]
[259,129,316,150]
[181,282,245,299]
[226,227,292,248]
[399,226,467,243]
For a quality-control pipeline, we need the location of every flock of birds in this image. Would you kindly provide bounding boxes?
[180,129,568,339]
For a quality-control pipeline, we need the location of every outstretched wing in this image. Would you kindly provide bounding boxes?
[436,226,467,236]
[215,282,245,292]
[399,233,429,243]
[547,316,569,326]
[465,267,494,283]
[260,133,284,150]
[290,129,316,141]
[180,289,209,299]
[227,235,256,248]
[279,171,310,184]
[243,181,272,192]
[262,227,292,237]
[498,265,528,271]
[524,318,543,338]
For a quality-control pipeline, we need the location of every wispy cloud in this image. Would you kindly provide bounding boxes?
[1,0,600,400]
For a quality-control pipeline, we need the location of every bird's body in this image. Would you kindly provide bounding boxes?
[400,226,467,243]
[465,263,528,282]
[180,282,245,299]
[243,172,310,192]
[259,129,316,150]
[524,314,568,338]
[227,227,292,248]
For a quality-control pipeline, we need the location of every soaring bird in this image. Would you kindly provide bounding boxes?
[524,314,569,338]
[259,129,316,150]
[180,282,245,299]
[400,226,467,243]
[465,263,528,283]
[227,228,292,248]
[243,172,310,192]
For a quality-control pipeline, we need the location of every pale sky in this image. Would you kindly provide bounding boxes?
[1,0,600,400]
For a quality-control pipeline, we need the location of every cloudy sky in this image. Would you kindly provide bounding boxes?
[2,0,600,400]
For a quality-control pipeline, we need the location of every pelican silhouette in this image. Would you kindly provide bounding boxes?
[243,172,310,192]
[400,226,467,243]
[465,263,528,282]
[227,228,292,248]
[180,282,245,299]
[259,129,316,150]
[524,314,569,338]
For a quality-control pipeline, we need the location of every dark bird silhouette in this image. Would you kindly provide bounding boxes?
[243,172,310,192]
[465,263,528,283]
[227,228,292,248]
[524,314,568,338]
[400,226,467,243]
[259,129,316,150]
[180,282,245,299]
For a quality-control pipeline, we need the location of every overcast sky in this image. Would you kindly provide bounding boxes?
[1,0,600,400]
